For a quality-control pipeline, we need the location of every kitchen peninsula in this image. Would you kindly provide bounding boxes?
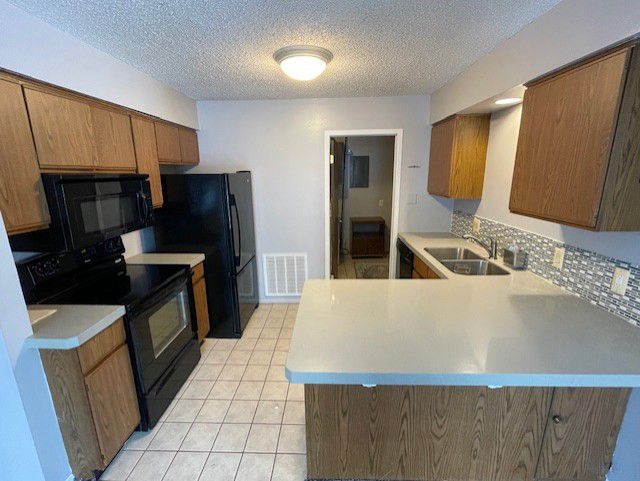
[286,233,640,481]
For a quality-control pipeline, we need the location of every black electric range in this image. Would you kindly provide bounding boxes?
[18,237,201,430]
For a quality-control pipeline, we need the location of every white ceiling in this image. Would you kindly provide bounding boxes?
[8,0,562,100]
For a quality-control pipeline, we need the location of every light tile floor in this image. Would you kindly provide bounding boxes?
[102,303,306,481]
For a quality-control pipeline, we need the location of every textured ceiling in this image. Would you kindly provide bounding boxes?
[8,0,562,100]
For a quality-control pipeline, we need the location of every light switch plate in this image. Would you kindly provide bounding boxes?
[379,199,384,207]
[611,267,630,296]
[552,247,565,269]
[472,218,481,234]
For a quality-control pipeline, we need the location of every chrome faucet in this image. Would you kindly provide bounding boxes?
[463,234,498,259]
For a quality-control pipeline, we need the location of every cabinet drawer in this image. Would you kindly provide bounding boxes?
[77,319,126,374]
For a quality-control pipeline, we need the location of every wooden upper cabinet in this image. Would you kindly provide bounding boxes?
[510,43,640,231]
[154,122,182,164]
[179,128,200,165]
[0,79,50,234]
[90,106,136,171]
[25,87,97,169]
[131,117,164,207]
[427,114,490,199]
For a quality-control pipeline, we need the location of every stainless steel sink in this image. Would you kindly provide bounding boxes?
[440,260,510,276]
[425,247,483,261]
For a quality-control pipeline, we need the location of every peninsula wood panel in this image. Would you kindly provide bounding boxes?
[84,345,140,466]
[40,349,103,480]
[24,87,97,169]
[77,318,126,375]
[179,127,200,165]
[0,79,50,234]
[536,388,630,481]
[305,384,552,481]
[131,117,164,207]
[509,47,631,229]
[155,122,182,164]
[90,106,137,171]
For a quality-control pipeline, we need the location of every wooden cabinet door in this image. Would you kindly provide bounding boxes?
[179,128,200,165]
[131,117,164,207]
[427,116,455,196]
[536,388,630,480]
[509,48,630,228]
[91,107,136,171]
[192,263,210,341]
[24,88,97,169]
[0,79,50,234]
[154,122,181,164]
[84,344,140,466]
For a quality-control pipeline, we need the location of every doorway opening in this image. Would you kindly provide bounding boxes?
[325,130,403,279]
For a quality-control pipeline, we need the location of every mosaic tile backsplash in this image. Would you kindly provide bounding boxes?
[451,210,640,327]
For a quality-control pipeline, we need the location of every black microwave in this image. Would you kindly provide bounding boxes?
[41,173,153,251]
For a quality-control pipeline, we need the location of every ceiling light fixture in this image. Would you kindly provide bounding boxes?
[273,45,333,81]
[494,97,523,106]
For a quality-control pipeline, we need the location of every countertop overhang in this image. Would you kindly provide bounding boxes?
[285,233,640,387]
[25,304,126,349]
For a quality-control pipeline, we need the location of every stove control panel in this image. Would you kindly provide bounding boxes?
[16,236,126,301]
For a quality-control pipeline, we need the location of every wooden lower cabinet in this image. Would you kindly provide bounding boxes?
[305,384,629,481]
[40,319,140,479]
[84,345,140,466]
[537,388,630,480]
[413,256,440,279]
[192,262,210,341]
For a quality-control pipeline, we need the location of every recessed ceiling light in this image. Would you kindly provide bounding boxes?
[273,45,333,81]
[494,97,522,106]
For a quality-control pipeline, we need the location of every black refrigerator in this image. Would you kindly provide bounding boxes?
[153,172,258,338]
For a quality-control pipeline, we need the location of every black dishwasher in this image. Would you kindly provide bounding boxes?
[396,239,414,278]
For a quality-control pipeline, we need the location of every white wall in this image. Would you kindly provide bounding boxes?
[0,0,197,127]
[193,95,452,301]
[0,213,68,481]
[342,136,395,252]
[455,105,640,265]
[431,0,640,123]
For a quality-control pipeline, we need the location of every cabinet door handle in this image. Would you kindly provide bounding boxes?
[552,414,563,424]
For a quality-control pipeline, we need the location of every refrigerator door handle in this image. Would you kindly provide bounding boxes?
[230,194,241,267]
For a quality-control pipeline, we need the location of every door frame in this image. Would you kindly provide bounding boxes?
[324,129,403,279]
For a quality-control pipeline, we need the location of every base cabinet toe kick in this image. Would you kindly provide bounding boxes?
[304,384,630,481]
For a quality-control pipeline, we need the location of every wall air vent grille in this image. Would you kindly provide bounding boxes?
[263,253,307,296]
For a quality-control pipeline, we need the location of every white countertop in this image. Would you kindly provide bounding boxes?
[126,252,205,269]
[285,232,640,387]
[25,304,126,350]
